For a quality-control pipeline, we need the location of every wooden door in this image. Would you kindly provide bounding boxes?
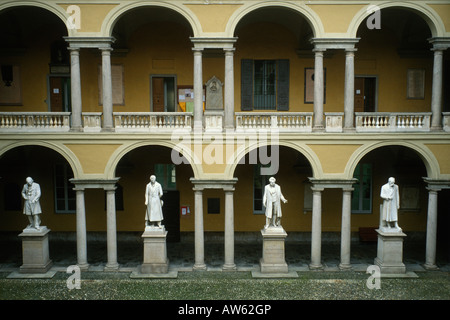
[354,77,365,112]
[152,77,165,112]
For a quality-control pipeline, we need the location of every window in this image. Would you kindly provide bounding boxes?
[241,59,289,111]
[352,163,372,213]
[253,164,270,214]
[154,164,176,190]
[54,163,76,213]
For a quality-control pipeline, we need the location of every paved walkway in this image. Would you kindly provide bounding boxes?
[1,233,449,274]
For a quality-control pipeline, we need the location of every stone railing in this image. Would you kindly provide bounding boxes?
[114,112,193,132]
[443,112,450,132]
[355,112,431,132]
[235,112,313,132]
[0,112,71,132]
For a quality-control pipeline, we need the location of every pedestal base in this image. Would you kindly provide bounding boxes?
[19,226,53,274]
[140,226,169,274]
[374,229,406,274]
[260,226,288,273]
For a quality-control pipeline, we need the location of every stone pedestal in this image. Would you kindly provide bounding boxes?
[19,226,52,274]
[140,226,169,274]
[374,228,407,274]
[260,226,288,273]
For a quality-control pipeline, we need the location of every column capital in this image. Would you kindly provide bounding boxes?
[64,36,116,50]
[428,37,450,51]
[224,47,236,54]
[423,177,450,191]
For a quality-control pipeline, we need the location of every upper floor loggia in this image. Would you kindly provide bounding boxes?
[1,3,449,134]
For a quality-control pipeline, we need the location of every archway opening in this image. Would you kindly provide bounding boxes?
[234,7,314,113]
[352,145,429,263]
[0,145,76,265]
[355,8,434,113]
[0,6,70,111]
[110,6,194,113]
[233,145,314,265]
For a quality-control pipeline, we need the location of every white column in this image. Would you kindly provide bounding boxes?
[344,49,356,131]
[193,48,203,130]
[75,187,89,270]
[101,47,114,131]
[223,190,236,270]
[313,49,325,131]
[224,48,235,130]
[105,187,119,271]
[339,188,353,269]
[193,189,206,270]
[424,188,439,269]
[69,48,82,131]
[430,49,444,130]
[310,187,323,269]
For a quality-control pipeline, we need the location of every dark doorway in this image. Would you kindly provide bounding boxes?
[162,190,180,242]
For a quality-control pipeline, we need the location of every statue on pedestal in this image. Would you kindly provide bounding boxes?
[21,177,42,230]
[263,177,287,229]
[380,177,401,231]
[145,175,164,229]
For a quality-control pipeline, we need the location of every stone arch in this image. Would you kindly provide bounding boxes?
[345,141,440,180]
[0,1,73,36]
[226,140,323,180]
[347,2,445,38]
[105,140,200,180]
[101,1,201,38]
[0,140,83,179]
[225,0,324,38]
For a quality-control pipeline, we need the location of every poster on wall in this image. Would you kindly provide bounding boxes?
[98,64,125,106]
[304,67,326,104]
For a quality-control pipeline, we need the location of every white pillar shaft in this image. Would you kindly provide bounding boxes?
[75,189,88,269]
[425,189,439,269]
[105,189,118,270]
[310,188,323,269]
[69,48,82,131]
[431,50,444,129]
[340,190,353,268]
[224,49,235,129]
[344,50,355,130]
[223,190,236,270]
[194,190,206,270]
[102,48,114,131]
[313,50,324,130]
[193,49,203,130]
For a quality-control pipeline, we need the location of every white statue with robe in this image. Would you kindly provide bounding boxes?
[263,177,287,229]
[145,175,164,229]
[21,177,43,230]
[380,177,401,231]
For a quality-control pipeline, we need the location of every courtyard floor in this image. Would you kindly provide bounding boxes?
[0,234,449,305]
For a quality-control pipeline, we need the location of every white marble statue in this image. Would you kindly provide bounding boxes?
[21,177,42,230]
[263,177,287,229]
[145,175,164,229]
[380,177,401,231]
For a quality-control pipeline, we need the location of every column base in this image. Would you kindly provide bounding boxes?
[308,263,323,271]
[77,262,90,271]
[104,263,119,272]
[423,263,439,271]
[338,263,353,270]
[193,263,207,271]
[222,263,237,271]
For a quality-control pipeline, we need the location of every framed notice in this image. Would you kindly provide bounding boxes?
[400,185,420,211]
[98,64,125,105]
[304,68,326,104]
[407,69,425,99]
[0,65,22,105]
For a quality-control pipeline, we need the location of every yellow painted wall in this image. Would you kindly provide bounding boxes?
[58,4,118,33]
[308,4,365,33]
[308,144,362,174]
[425,144,450,174]
[65,144,120,174]
[185,4,241,33]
